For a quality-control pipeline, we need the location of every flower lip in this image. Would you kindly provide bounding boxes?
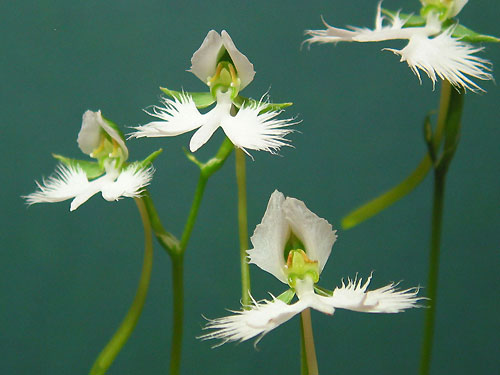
[189,30,255,90]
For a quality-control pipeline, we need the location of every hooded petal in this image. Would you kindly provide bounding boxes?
[130,94,205,138]
[24,164,90,207]
[323,274,423,313]
[220,30,255,90]
[78,110,129,160]
[247,190,289,283]
[386,29,493,92]
[282,197,337,275]
[448,0,468,18]
[220,98,295,155]
[200,295,306,345]
[100,165,154,201]
[189,30,224,85]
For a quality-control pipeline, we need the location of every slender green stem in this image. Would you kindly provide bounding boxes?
[420,83,463,375]
[169,253,184,375]
[341,81,452,229]
[179,175,208,253]
[89,197,153,375]
[419,171,445,375]
[235,148,251,306]
[300,309,319,375]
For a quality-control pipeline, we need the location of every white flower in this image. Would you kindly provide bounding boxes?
[189,30,255,90]
[305,1,493,92]
[200,191,423,345]
[131,91,295,154]
[24,110,154,211]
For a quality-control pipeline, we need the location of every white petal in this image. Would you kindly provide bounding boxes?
[200,295,306,345]
[130,94,205,138]
[387,30,493,92]
[24,165,90,209]
[220,99,295,155]
[101,165,154,202]
[78,110,129,160]
[189,30,224,84]
[70,173,114,211]
[295,277,334,315]
[282,197,337,274]
[323,274,423,313]
[220,30,255,90]
[449,0,468,18]
[247,190,289,283]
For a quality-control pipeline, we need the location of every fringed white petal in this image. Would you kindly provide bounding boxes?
[220,100,295,155]
[282,197,337,274]
[200,296,306,345]
[24,165,90,207]
[189,30,224,85]
[100,165,154,202]
[247,190,289,283]
[69,174,114,211]
[386,30,493,92]
[130,94,205,138]
[220,30,255,90]
[295,277,334,315]
[324,274,423,313]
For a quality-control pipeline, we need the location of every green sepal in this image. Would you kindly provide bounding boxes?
[233,95,293,113]
[52,154,104,179]
[276,289,296,304]
[314,285,333,297]
[136,149,163,169]
[160,87,216,108]
[382,9,500,43]
[101,114,127,142]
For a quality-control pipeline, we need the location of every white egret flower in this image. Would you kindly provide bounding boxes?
[131,30,295,154]
[305,1,493,92]
[201,191,423,345]
[25,110,154,211]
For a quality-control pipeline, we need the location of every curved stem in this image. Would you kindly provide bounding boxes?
[89,197,153,375]
[235,148,251,306]
[342,81,452,229]
[179,175,208,253]
[300,308,319,375]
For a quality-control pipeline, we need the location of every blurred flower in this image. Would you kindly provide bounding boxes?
[305,1,493,92]
[131,30,295,154]
[25,110,155,211]
[201,191,423,345]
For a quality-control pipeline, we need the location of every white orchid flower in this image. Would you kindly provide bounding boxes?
[201,191,423,345]
[305,1,493,92]
[25,110,154,211]
[131,30,295,154]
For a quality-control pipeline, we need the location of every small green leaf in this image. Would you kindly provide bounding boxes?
[136,149,163,169]
[233,95,293,113]
[277,289,296,304]
[382,8,500,43]
[52,154,104,179]
[160,87,216,108]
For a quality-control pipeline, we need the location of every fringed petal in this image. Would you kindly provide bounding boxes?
[130,94,205,138]
[24,165,90,209]
[324,273,424,313]
[220,99,295,155]
[200,295,306,346]
[386,30,493,92]
[100,165,154,202]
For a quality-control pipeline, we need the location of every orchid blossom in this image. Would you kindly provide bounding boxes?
[201,191,423,345]
[25,110,156,211]
[131,30,295,154]
[305,0,494,92]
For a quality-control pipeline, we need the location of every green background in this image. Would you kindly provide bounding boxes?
[2,1,499,374]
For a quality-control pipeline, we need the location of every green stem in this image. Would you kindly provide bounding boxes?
[89,197,153,375]
[300,309,319,375]
[420,83,463,375]
[179,175,208,253]
[419,170,445,375]
[235,148,251,306]
[341,81,452,229]
[169,253,184,375]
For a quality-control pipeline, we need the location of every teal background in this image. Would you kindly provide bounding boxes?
[2,1,499,374]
